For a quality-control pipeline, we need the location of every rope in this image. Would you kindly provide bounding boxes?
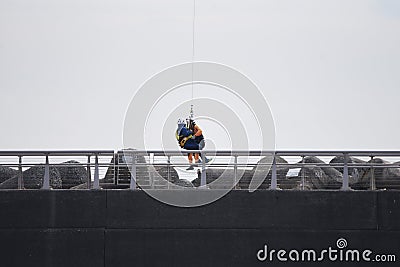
[190,0,196,118]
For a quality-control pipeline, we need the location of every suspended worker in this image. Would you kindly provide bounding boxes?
[186,118,206,165]
[176,118,208,170]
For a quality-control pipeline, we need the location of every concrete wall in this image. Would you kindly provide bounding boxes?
[0,190,399,266]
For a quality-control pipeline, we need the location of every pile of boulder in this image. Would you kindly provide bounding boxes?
[101,152,187,189]
[191,155,400,190]
[0,166,18,184]
[1,153,399,191]
[0,161,87,189]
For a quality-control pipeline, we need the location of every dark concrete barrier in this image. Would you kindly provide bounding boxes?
[106,229,400,267]
[377,191,400,230]
[0,190,398,267]
[0,229,104,267]
[106,190,377,230]
[0,190,106,228]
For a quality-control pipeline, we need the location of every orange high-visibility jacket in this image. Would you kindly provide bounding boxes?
[193,125,202,137]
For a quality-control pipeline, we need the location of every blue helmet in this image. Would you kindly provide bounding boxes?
[177,118,186,134]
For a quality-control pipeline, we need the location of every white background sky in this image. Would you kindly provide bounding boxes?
[1,0,400,150]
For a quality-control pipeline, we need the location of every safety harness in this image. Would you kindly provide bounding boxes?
[176,130,193,148]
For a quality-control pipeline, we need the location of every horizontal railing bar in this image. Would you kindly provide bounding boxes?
[0,150,399,157]
[0,150,399,191]
[121,150,271,156]
[119,150,400,157]
[276,151,400,156]
[0,150,114,156]
[1,164,398,169]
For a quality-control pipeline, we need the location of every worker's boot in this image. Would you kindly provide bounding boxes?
[198,157,211,164]
[186,165,195,170]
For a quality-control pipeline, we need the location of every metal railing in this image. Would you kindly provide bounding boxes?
[0,150,114,190]
[0,150,399,190]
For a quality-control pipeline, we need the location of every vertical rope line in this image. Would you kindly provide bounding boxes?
[191,0,196,105]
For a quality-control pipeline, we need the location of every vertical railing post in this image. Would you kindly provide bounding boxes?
[114,153,117,186]
[86,155,91,189]
[167,155,171,189]
[117,153,121,186]
[92,153,100,189]
[270,155,277,190]
[370,156,376,191]
[149,153,154,189]
[18,156,23,190]
[200,152,206,187]
[42,154,50,190]
[341,153,350,191]
[130,152,137,190]
[301,156,305,190]
[234,155,238,189]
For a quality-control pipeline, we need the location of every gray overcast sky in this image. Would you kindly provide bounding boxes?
[1,0,399,150]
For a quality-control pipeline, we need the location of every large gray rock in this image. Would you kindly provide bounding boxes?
[355,158,400,190]
[329,156,365,180]
[0,166,62,189]
[0,166,18,184]
[172,179,195,188]
[147,165,180,189]
[192,168,249,189]
[295,156,400,190]
[102,152,150,187]
[70,183,89,190]
[57,160,88,189]
[297,166,341,190]
[191,156,289,190]
[244,155,290,190]
[102,151,180,189]
[287,156,344,190]
[298,156,343,189]
[151,165,179,184]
